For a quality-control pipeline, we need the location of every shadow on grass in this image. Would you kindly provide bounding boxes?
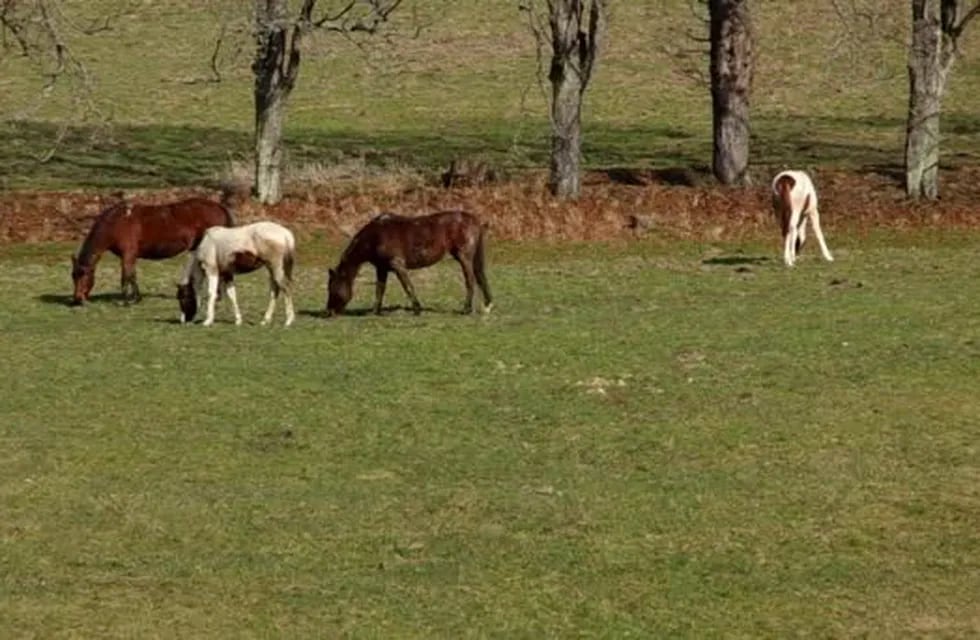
[5,113,979,191]
[36,292,169,306]
[702,255,772,266]
[301,304,440,319]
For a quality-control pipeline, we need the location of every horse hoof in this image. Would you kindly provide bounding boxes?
[482,303,493,314]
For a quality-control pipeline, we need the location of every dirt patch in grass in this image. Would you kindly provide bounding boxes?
[2,167,980,245]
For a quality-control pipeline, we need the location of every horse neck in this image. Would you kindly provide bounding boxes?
[337,239,369,282]
[178,247,207,290]
[77,218,112,266]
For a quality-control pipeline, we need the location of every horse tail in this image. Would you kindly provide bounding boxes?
[473,222,492,308]
[773,174,796,237]
[283,235,296,286]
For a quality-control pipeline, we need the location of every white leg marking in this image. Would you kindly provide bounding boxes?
[225,282,242,326]
[810,210,834,262]
[203,273,219,327]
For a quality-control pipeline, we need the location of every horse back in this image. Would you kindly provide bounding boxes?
[127,198,231,259]
[371,210,482,269]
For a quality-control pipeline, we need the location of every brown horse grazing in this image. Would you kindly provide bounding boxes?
[70,193,236,305]
[326,210,493,317]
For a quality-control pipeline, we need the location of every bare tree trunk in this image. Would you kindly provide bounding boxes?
[253,0,295,205]
[905,0,955,199]
[546,0,606,200]
[549,43,584,199]
[709,0,754,186]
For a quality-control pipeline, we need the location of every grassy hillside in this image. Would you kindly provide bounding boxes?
[1,1,979,189]
[1,237,979,637]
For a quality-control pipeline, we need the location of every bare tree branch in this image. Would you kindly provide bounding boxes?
[951,1,980,38]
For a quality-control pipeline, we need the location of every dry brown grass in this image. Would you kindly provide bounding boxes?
[4,167,980,246]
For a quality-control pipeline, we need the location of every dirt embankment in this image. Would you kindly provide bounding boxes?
[2,168,979,246]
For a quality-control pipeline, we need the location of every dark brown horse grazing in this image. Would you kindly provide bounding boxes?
[70,193,236,305]
[326,210,492,317]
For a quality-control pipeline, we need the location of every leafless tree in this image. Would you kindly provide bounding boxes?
[522,0,607,200]
[252,0,403,204]
[0,0,122,159]
[904,0,980,199]
[708,0,753,186]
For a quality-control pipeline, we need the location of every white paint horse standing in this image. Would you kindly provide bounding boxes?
[177,221,296,327]
[771,170,834,267]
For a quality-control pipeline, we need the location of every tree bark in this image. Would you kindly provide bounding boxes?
[255,84,286,205]
[904,0,957,199]
[709,0,754,186]
[252,0,300,205]
[547,0,605,200]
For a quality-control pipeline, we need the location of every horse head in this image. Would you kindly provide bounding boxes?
[70,254,95,305]
[176,282,198,323]
[325,267,352,317]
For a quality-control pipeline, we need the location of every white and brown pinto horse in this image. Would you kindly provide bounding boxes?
[771,170,834,267]
[177,221,296,327]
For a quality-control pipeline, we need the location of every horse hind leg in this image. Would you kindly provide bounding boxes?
[281,276,295,327]
[795,219,807,254]
[810,209,834,262]
[453,250,477,314]
[262,262,294,326]
[262,277,279,326]
[473,231,493,313]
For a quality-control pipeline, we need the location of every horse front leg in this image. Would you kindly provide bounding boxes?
[454,253,476,314]
[391,260,422,315]
[374,267,389,315]
[203,273,220,326]
[121,253,142,304]
[223,278,243,326]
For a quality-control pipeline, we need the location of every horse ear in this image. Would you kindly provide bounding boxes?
[70,254,77,267]
[328,268,336,277]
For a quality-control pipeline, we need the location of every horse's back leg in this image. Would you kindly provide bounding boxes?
[262,271,279,326]
[809,208,834,262]
[262,261,294,326]
[391,258,422,315]
[452,250,476,314]
[472,232,492,312]
[374,266,389,315]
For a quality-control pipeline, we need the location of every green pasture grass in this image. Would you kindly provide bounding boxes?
[1,235,978,637]
[2,1,980,189]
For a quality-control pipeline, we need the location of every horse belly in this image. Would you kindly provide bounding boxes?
[227,251,266,275]
[404,241,448,269]
[140,241,190,260]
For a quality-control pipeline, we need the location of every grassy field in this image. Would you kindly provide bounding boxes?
[2,1,980,189]
[1,236,979,637]
[2,2,980,637]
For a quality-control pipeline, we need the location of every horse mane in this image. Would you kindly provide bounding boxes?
[339,216,384,267]
[76,202,126,264]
